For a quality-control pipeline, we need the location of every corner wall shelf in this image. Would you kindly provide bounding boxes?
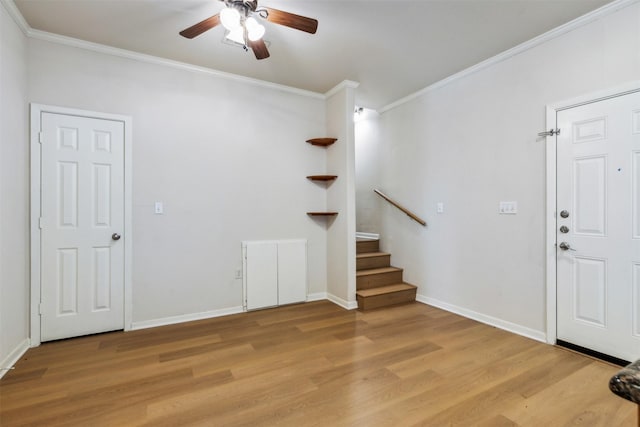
[307,175,338,182]
[307,212,338,217]
[306,138,337,147]
[306,137,339,221]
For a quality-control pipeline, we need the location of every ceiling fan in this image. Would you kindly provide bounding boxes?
[179,0,318,60]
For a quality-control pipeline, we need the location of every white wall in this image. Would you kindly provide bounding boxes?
[325,83,357,307]
[0,1,29,371]
[28,39,327,324]
[355,109,383,233]
[371,3,640,336]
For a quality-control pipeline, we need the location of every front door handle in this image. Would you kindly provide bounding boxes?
[112,233,121,241]
[558,242,575,251]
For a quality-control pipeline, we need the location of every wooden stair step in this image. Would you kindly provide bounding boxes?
[356,251,389,259]
[356,283,416,297]
[356,267,402,277]
[356,252,391,271]
[356,238,379,254]
[356,267,403,289]
[356,283,417,310]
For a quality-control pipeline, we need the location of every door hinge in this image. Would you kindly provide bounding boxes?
[38,132,44,144]
[39,217,44,229]
[38,303,43,315]
[538,128,561,137]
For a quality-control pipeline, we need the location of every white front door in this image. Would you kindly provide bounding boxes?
[40,112,125,341]
[556,90,640,362]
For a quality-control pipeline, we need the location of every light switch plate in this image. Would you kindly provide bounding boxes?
[437,202,444,214]
[499,201,517,214]
[154,202,163,214]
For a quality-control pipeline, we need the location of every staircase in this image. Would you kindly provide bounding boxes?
[356,238,417,310]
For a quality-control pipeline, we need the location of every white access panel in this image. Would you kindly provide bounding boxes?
[277,240,307,305]
[242,239,307,311]
[244,241,278,310]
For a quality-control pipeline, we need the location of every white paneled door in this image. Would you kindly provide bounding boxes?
[40,112,125,341]
[556,91,640,361]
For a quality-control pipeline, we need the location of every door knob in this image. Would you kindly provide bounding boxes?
[112,233,121,241]
[558,242,575,251]
[560,210,570,218]
[559,225,569,233]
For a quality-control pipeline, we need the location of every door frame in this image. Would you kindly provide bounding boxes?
[30,104,133,346]
[545,81,640,344]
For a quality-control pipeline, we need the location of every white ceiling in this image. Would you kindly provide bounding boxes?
[13,0,613,109]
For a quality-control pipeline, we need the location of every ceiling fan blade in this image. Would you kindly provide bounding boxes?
[248,39,270,60]
[179,14,220,39]
[263,7,318,34]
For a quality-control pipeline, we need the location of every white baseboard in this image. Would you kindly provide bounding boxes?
[327,293,358,310]
[356,232,380,240]
[0,338,30,379]
[130,306,244,331]
[131,295,337,331]
[416,294,547,343]
[307,292,327,302]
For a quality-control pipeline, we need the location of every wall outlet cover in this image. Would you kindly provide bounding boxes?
[499,201,517,214]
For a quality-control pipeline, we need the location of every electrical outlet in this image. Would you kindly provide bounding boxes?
[499,201,517,214]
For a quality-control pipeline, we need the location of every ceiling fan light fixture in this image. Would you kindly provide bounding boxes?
[225,26,245,44]
[179,1,319,60]
[220,7,241,30]
[246,17,265,41]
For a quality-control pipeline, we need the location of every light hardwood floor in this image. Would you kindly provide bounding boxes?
[0,301,635,426]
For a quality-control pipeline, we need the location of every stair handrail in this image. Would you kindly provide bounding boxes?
[374,189,427,226]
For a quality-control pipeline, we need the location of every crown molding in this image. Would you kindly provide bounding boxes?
[0,0,29,34]
[7,0,635,109]
[28,29,326,100]
[380,0,640,113]
[324,80,360,99]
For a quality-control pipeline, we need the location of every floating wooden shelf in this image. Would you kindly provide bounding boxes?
[307,212,338,217]
[306,138,337,147]
[306,138,338,221]
[306,175,338,182]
